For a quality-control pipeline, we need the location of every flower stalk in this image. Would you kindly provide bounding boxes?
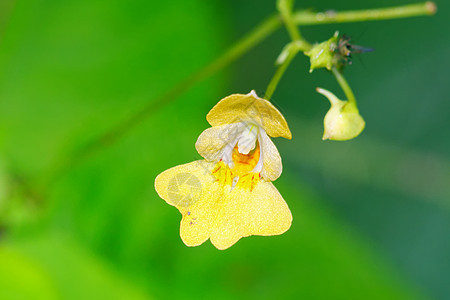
[277,0,303,41]
[265,0,312,101]
[331,66,356,105]
[264,40,310,101]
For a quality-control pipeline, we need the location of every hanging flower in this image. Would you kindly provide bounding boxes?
[317,87,365,141]
[155,90,292,250]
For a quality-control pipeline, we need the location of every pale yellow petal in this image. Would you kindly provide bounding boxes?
[207,91,292,139]
[195,123,245,162]
[259,128,282,181]
[209,180,292,250]
[154,160,221,247]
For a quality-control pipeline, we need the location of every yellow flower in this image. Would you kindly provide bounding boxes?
[155,90,292,250]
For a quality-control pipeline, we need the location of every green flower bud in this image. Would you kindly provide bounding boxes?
[316,87,365,141]
[305,32,338,72]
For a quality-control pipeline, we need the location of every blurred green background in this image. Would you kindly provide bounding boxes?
[0,0,448,299]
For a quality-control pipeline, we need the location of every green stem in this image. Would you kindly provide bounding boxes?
[293,2,436,25]
[265,32,311,100]
[267,0,311,100]
[264,46,300,101]
[277,0,303,41]
[331,67,356,104]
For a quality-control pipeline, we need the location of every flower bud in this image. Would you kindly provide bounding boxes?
[305,32,338,72]
[316,87,365,141]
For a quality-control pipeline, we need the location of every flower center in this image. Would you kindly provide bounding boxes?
[231,142,260,178]
[212,141,261,191]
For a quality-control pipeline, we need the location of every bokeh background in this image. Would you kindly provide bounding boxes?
[0,0,449,299]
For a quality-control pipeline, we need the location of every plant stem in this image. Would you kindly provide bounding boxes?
[264,46,300,101]
[266,0,312,101]
[293,2,436,25]
[331,67,356,104]
[277,0,303,41]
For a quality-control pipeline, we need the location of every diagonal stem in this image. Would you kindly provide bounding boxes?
[265,0,312,101]
[277,0,303,41]
[264,45,300,101]
[331,67,356,104]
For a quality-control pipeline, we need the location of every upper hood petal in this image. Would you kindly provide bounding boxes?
[206,90,292,139]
